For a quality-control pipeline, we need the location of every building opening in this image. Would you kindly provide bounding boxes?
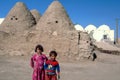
[103,35,107,39]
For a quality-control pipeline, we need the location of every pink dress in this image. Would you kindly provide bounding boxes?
[30,53,47,80]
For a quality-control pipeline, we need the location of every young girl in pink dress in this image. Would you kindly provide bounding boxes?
[30,44,48,80]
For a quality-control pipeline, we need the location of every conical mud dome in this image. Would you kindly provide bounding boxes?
[36,1,74,33]
[31,9,41,23]
[0,2,36,33]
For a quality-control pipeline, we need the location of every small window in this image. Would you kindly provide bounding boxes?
[11,18,13,20]
[86,41,89,43]
[55,21,58,23]
[15,18,18,20]
[33,22,36,25]
[103,35,107,39]
[90,42,93,46]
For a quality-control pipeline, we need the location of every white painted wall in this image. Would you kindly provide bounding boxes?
[92,25,114,42]
[74,24,114,42]
[0,18,4,24]
[85,24,96,34]
[74,24,84,31]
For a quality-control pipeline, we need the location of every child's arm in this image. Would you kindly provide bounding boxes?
[44,62,48,74]
[42,54,48,62]
[45,55,48,61]
[56,64,60,79]
[44,62,48,70]
[30,55,34,68]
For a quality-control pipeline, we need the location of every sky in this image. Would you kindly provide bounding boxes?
[0,0,120,37]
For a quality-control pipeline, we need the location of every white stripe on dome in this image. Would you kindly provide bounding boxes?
[85,24,97,33]
[98,24,110,30]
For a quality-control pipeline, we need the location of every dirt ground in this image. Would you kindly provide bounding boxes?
[0,53,120,80]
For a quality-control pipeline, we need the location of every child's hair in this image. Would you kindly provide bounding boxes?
[49,51,57,57]
[35,44,44,52]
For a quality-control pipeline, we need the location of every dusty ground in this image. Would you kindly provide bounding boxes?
[0,53,120,80]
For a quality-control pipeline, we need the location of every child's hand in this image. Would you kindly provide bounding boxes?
[58,75,60,79]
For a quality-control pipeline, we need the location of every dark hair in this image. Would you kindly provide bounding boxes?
[35,44,44,52]
[49,51,57,57]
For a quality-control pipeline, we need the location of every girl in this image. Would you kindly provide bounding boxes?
[30,44,48,80]
[44,51,60,80]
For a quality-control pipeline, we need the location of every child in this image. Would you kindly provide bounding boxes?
[88,48,97,61]
[30,44,48,80]
[44,51,60,80]
[92,52,97,61]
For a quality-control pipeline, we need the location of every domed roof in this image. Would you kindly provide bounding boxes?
[0,2,36,33]
[30,9,41,22]
[74,24,84,31]
[36,0,74,32]
[98,24,110,30]
[85,24,97,32]
[0,18,4,24]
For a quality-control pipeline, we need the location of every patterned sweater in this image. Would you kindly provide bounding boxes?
[44,59,60,75]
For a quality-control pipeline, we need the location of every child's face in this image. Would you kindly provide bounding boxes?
[50,54,56,60]
[36,48,42,54]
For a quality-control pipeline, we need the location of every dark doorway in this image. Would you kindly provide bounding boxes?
[103,35,107,39]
